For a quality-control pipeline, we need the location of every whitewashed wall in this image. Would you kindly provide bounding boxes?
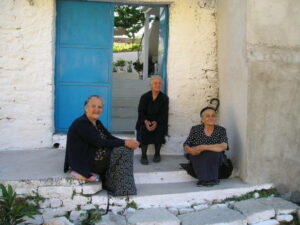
[0,0,218,153]
[0,0,55,150]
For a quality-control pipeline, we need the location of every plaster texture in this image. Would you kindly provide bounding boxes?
[0,0,218,154]
[217,0,300,192]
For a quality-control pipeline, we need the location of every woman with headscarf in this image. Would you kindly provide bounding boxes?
[182,107,228,186]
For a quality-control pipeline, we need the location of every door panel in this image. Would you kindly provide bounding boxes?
[55,0,114,133]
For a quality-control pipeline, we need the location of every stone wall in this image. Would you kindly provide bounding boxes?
[217,0,300,193]
[0,0,218,153]
[0,0,55,150]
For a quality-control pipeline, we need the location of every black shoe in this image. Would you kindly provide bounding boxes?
[153,155,161,163]
[196,180,205,186]
[202,180,220,187]
[140,157,149,165]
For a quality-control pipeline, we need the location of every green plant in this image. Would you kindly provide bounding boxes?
[81,209,103,225]
[112,62,117,72]
[114,6,145,41]
[127,60,133,73]
[133,60,143,77]
[113,43,140,52]
[0,184,40,225]
[115,59,126,71]
[127,200,137,209]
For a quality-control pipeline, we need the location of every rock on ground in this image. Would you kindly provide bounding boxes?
[43,217,74,225]
[127,208,180,225]
[178,207,247,225]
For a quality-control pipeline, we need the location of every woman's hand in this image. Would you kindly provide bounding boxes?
[125,139,140,150]
[145,120,157,131]
[184,146,200,156]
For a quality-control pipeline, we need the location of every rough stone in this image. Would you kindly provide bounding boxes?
[276,214,294,223]
[111,205,124,215]
[74,186,82,194]
[42,208,67,220]
[69,210,88,223]
[252,219,279,225]
[291,191,300,205]
[91,195,108,205]
[81,204,96,210]
[62,199,79,211]
[127,208,180,225]
[179,207,195,214]
[23,215,44,225]
[40,199,50,209]
[49,198,62,208]
[193,204,209,211]
[178,207,247,225]
[210,203,228,209]
[43,217,74,225]
[257,197,299,214]
[82,183,102,195]
[72,195,90,205]
[96,212,127,225]
[38,186,73,199]
[233,199,275,224]
[167,207,179,216]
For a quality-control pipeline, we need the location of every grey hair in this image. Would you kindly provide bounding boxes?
[84,95,103,106]
[149,75,163,85]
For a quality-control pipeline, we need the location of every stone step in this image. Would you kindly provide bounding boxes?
[92,178,273,209]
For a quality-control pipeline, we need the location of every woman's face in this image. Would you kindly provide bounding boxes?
[85,97,103,121]
[201,109,217,126]
[150,78,162,92]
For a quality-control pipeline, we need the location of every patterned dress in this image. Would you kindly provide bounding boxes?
[94,124,137,196]
[183,124,228,181]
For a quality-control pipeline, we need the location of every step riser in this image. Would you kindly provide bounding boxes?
[134,171,196,184]
[130,184,274,209]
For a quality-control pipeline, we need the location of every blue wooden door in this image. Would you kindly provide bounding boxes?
[55,0,114,133]
[159,7,169,93]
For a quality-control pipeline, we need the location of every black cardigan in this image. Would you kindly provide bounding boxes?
[63,114,125,178]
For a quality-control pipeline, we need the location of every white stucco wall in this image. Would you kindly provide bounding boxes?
[0,0,55,150]
[0,0,218,152]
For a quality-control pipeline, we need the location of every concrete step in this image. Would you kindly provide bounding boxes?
[92,178,273,209]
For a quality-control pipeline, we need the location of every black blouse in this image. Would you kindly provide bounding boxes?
[64,114,125,178]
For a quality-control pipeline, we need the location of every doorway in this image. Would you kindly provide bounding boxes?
[54,1,169,133]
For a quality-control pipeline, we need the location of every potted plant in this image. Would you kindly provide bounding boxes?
[115,59,126,71]
[133,60,143,79]
[127,61,133,73]
[112,62,117,72]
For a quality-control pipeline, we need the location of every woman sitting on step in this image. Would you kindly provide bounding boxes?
[182,107,228,186]
[63,95,139,196]
[136,75,169,165]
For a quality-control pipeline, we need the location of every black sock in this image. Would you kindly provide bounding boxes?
[154,143,162,156]
[141,145,148,158]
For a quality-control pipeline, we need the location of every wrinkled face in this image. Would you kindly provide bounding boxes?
[201,109,217,126]
[85,97,103,121]
[150,78,162,92]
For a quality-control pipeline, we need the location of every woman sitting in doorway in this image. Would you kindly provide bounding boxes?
[182,107,228,186]
[136,75,169,165]
[64,95,139,196]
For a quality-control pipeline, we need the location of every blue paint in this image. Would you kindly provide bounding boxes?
[55,0,114,133]
[159,7,169,93]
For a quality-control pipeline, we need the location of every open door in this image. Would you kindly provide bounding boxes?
[55,0,114,132]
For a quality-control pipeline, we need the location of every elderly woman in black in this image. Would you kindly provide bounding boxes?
[136,76,169,165]
[183,107,228,186]
[64,95,139,196]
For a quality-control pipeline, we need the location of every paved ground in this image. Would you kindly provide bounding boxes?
[0,149,188,181]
